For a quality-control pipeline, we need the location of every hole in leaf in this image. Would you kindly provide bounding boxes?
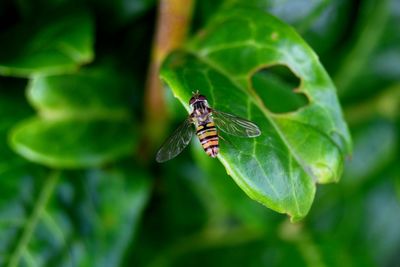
[251,65,309,113]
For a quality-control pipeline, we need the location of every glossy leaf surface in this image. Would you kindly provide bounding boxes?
[0,9,93,77]
[27,67,131,120]
[161,8,352,220]
[10,118,135,168]
[9,66,136,169]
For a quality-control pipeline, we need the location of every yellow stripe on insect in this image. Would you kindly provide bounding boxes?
[199,130,217,140]
[155,91,260,163]
[203,140,218,149]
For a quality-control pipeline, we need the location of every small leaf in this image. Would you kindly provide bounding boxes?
[27,67,131,120]
[8,65,136,169]
[161,8,352,220]
[0,9,94,77]
[10,118,136,168]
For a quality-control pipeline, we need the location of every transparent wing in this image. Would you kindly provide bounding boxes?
[213,110,261,137]
[156,118,194,163]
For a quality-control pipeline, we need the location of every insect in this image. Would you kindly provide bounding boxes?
[156,91,261,163]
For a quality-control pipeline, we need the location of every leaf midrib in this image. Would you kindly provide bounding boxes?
[8,171,59,267]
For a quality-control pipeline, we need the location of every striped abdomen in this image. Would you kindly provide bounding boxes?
[196,121,219,157]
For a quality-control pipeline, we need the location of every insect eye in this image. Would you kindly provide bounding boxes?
[189,97,196,105]
[198,95,206,101]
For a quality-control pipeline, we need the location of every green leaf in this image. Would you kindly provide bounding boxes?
[0,83,34,177]
[0,9,94,77]
[191,141,281,229]
[8,65,136,168]
[161,8,352,220]
[0,166,151,267]
[10,117,135,168]
[27,67,131,120]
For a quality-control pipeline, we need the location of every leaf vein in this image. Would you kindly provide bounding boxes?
[189,50,317,188]
[289,155,301,214]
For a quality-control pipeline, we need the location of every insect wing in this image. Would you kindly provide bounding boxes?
[156,119,194,162]
[213,110,261,137]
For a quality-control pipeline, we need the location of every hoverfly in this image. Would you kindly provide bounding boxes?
[155,91,261,163]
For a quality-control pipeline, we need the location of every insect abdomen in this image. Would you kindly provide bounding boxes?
[196,121,219,158]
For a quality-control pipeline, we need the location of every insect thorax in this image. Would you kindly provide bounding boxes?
[191,101,212,126]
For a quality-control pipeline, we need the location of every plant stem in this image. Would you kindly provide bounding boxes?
[144,0,195,152]
[8,170,60,267]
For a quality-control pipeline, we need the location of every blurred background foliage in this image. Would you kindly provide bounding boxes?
[0,0,399,267]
